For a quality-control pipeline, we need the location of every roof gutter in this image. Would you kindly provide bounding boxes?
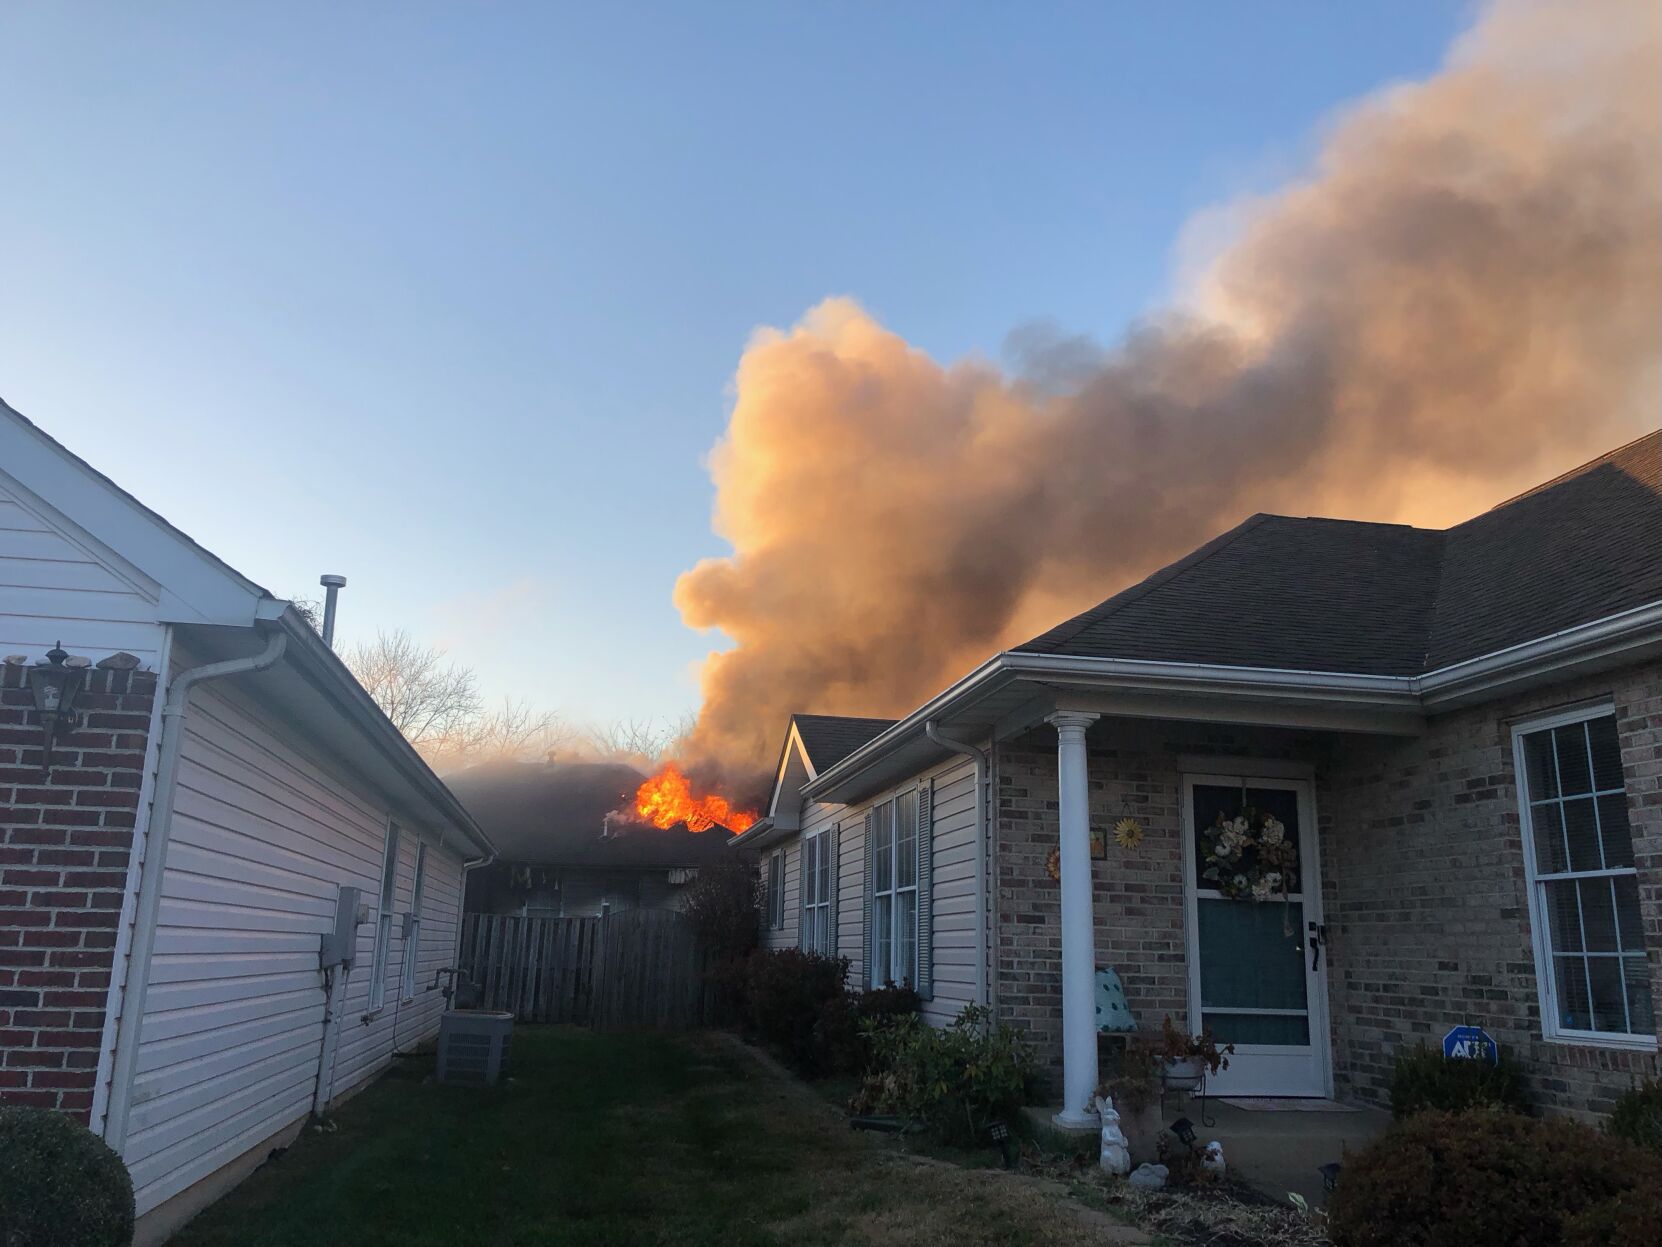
[273,607,494,858]
[800,655,1012,802]
[804,597,1662,800]
[1417,599,1662,708]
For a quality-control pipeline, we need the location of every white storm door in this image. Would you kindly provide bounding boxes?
[1182,774,1330,1097]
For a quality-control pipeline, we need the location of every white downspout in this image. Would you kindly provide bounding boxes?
[454,850,496,993]
[925,720,989,1007]
[102,629,288,1153]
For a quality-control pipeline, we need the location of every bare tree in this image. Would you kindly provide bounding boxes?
[582,714,693,766]
[346,630,483,749]
[426,697,573,771]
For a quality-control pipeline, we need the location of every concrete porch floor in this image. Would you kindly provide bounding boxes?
[1181,1099,1391,1208]
[1023,1097,1391,1210]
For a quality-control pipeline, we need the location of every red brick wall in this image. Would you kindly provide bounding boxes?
[0,660,156,1122]
[993,718,1322,1092]
[992,664,1662,1118]
[1321,665,1662,1118]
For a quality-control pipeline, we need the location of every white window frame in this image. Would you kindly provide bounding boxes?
[802,831,832,955]
[1513,703,1655,1051]
[367,820,401,1015]
[400,840,428,1002]
[766,851,785,930]
[869,790,919,989]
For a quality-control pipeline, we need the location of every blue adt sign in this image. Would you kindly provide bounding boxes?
[1443,1025,1499,1066]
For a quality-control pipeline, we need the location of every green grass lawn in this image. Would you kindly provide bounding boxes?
[172,1026,1136,1247]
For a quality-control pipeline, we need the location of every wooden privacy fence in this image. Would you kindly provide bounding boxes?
[459,909,710,1029]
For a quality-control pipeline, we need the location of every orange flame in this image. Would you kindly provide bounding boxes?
[634,763,758,834]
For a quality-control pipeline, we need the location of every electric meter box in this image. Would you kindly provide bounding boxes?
[320,885,364,969]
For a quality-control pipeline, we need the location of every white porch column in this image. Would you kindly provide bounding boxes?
[1048,710,1101,1128]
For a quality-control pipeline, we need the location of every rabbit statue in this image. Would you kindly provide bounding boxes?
[1095,1095,1131,1176]
[1202,1140,1226,1177]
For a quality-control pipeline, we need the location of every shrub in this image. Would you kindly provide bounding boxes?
[1099,1038,1162,1116]
[811,983,922,1075]
[1607,1079,1662,1154]
[682,859,763,1024]
[1327,1109,1662,1247]
[743,948,849,1071]
[854,1003,1036,1145]
[682,859,762,960]
[1563,1189,1662,1247]
[1389,1042,1531,1118]
[0,1106,135,1247]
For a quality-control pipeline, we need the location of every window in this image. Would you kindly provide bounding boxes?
[766,852,785,930]
[400,841,428,1002]
[367,821,400,1014]
[802,832,832,955]
[870,789,919,988]
[1515,708,1654,1045]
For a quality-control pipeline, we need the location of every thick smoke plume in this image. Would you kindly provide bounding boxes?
[676,0,1661,776]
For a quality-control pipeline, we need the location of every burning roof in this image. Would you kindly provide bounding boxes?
[444,759,737,868]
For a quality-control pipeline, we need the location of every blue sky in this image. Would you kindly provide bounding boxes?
[0,2,1467,727]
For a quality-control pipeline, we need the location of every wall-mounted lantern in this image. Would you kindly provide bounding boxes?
[28,643,85,775]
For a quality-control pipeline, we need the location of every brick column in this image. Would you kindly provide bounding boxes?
[0,657,156,1123]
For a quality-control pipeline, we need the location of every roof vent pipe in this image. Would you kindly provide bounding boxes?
[319,574,347,648]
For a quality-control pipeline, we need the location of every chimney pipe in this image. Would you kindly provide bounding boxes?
[318,574,347,648]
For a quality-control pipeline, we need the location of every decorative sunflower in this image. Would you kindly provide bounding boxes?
[1113,816,1144,850]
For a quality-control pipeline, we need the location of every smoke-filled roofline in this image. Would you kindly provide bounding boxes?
[801,599,1662,806]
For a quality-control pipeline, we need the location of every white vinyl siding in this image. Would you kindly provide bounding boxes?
[123,668,466,1216]
[0,474,166,668]
[768,755,983,1027]
[919,756,978,1023]
[1515,705,1654,1047]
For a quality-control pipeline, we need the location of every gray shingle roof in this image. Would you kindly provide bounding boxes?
[444,760,735,866]
[792,714,897,771]
[1020,430,1662,677]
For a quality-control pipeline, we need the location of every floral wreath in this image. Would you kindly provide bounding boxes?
[1201,807,1298,901]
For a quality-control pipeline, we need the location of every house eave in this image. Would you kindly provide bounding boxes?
[1417,598,1662,709]
[803,600,1662,804]
[270,609,496,858]
[730,817,794,851]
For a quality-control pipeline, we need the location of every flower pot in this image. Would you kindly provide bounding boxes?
[1162,1056,1205,1091]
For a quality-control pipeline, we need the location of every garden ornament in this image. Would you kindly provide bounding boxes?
[1095,1095,1131,1176]
[1202,1141,1226,1176]
[1128,1162,1168,1190]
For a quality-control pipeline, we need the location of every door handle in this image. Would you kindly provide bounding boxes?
[1308,921,1327,972]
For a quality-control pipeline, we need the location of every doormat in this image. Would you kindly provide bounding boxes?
[1216,1097,1360,1112]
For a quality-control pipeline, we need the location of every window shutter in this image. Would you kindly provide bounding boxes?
[828,823,841,968]
[797,841,810,952]
[916,783,934,1001]
[862,810,875,988]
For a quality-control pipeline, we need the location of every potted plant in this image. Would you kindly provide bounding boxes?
[1157,1016,1233,1091]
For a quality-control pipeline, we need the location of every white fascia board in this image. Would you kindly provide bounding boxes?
[1008,651,1418,706]
[803,602,1662,800]
[800,655,1011,802]
[1,402,267,626]
[271,610,496,858]
[1417,600,1662,708]
[763,723,815,827]
[729,818,796,852]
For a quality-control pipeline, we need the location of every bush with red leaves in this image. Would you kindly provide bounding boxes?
[1328,1108,1662,1247]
